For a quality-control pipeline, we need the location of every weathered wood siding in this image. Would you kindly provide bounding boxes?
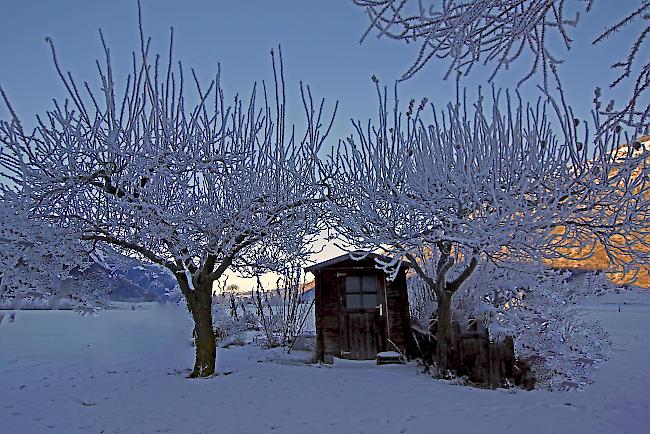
[316,268,342,362]
[384,270,412,355]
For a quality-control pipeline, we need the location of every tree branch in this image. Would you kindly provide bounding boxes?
[448,256,479,293]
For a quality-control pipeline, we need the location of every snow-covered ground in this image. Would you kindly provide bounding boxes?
[1,296,649,434]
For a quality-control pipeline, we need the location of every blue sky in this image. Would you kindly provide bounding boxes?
[0,0,644,140]
[0,0,645,290]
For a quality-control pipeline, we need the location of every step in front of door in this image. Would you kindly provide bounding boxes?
[376,351,404,365]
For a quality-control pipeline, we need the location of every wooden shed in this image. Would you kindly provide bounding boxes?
[305,253,412,363]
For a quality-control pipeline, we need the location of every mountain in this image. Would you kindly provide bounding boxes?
[72,250,178,302]
[101,253,178,302]
[545,136,650,288]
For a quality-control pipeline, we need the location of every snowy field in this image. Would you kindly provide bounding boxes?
[1,296,649,434]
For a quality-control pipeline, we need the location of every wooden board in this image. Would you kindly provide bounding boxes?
[342,309,382,359]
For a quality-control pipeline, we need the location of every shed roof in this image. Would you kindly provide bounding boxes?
[304,252,411,273]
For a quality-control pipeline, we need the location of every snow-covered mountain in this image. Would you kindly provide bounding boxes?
[61,250,178,303]
[545,136,650,288]
[100,253,178,302]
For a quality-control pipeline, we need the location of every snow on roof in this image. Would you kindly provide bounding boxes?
[304,252,411,273]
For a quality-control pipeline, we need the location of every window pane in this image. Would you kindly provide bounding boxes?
[346,294,362,309]
[345,276,361,293]
[362,293,378,308]
[362,275,378,292]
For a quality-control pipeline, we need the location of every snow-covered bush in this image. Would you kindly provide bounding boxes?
[227,290,256,328]
[211,301,248,348]
[253,266,315,349]
[409,262,612,390]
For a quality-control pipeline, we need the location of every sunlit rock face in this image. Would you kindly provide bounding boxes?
[545,136,650,288]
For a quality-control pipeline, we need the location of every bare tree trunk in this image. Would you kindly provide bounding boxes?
[188,285,216,378]
[435,291,454,373]
[433,254,478,374]
[188,282,217,378]
[175,273,216,378]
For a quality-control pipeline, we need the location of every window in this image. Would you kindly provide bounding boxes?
[344,275,379,309]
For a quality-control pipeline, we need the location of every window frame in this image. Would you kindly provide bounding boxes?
[343,274,380,310]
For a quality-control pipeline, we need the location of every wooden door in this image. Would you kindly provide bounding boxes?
[339,274,385,360]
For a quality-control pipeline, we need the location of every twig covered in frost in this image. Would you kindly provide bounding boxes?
[353,0,649,136]
[592,2,650,135]
[353,0,586,85]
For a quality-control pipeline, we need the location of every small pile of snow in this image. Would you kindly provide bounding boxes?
[377,351,401,357]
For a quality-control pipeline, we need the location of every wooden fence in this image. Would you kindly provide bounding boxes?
[411,322,535,389]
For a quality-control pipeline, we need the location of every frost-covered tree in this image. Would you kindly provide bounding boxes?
[0,191,109,312]
[353,0,649,135]
[0,5,334,376]
[325,83,650,372]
